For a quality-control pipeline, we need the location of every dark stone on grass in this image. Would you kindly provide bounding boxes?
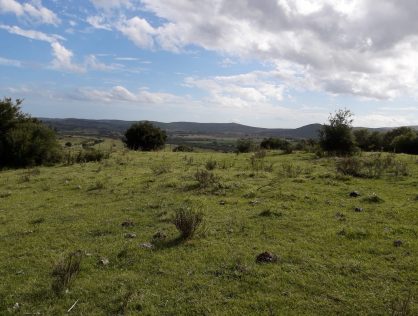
[152,231,167,241]
[393,240,403,247]
[124,233,136,239]
[354,207,364,212]
[139,242,154,249]
[219,200,226,205]
[121,220,134,227]
[256,251,278,264]
[350,191,360,197]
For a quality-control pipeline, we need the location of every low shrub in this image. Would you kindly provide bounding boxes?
[51,251,83,295]
[172,207,204,239]
[173,145,193,152]
[194,170,218,188]
[205,159,217,170]
[65,148,110,164]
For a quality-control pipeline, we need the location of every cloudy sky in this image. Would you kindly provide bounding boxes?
[1,0,418,128]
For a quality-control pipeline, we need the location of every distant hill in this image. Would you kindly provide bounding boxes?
[40,118,323,139]
[40,118,418,139]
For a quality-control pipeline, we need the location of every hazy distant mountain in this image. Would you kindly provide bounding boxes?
[40,118,418,139]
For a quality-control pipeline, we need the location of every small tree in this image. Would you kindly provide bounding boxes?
[319,109,356,156]
[123,121,167,151]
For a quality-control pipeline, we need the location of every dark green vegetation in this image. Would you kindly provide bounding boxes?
[123,121,167,151]
[0,147,417,314]
[319,109,357,156]
[0,98,62,168]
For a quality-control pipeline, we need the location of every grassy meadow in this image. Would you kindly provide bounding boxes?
[0,140,417,315]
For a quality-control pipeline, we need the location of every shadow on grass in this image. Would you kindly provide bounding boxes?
[153,236,185,250]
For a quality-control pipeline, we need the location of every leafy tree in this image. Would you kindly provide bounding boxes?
[0,98,62,168]
[383,127,416,152]
[319,109,356,156]
[391,130,418,154]
[123,121,167,151]
[236,138,254,153]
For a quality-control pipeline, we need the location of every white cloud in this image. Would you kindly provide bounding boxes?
[184,71,285,109]
[0,0,60,25]
[77,85,189,105]
[116,16,155,49]
[50,42,84,73]
[90,0,132,10]
[0,56,21,67]
[109,0,418,101]
[0,24,63,43]
[86,15,112,30]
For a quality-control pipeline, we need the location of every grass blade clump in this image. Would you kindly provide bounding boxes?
[172,207,203,240]
[51,251,83,295]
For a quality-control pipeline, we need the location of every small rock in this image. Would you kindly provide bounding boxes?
[354,207,364,212]
[121,220,134,228]
[98,258,109,266]
[219,200,226,205]
[13,303,20,310]
[256,251,278,264]
[76,185,82,190]
[124,233,136,239]
[350,191,360,197]
[139,242,154,249]
[152,231,167,241]
[249,200,259,206]
[393,240,403,247]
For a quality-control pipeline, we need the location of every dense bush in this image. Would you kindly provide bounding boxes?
[354,129,384,151]
[236,138,255,153]
[0,98,62,168]
[319,109,356,156]
[123,121,167,151]
[260,137,291,150]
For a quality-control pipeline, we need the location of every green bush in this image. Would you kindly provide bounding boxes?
[0,98,62,168]
[236,138,255,153]
[123,121,167,151]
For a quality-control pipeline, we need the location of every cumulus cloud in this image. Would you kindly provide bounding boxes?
[110,0,418,100]
[184,71,285,108]
[116,17,155,49]
[50,42,84,73]
[0,0,60,25]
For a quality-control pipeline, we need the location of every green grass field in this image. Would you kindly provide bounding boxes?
[0,148,417,315]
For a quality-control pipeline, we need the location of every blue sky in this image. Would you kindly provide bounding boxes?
[1,0,418,128]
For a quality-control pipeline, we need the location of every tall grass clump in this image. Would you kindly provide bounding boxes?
[172,207,204,240]
[51,251,83,295]
[194,169,218,188]
[65,148,110,164]
[336,154,410,178]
